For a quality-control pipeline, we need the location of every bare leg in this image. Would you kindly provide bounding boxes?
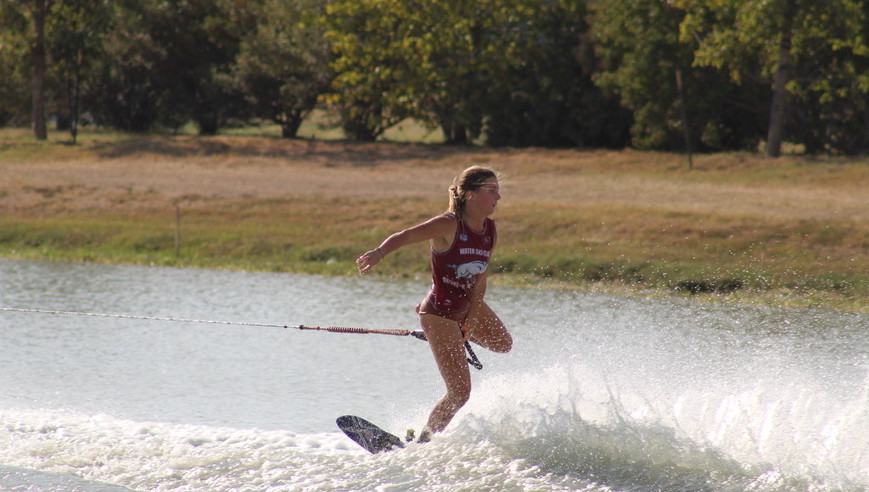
[420,314,472,434]
[464,300,512,353]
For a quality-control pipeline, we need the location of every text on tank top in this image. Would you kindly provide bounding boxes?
[429,214,496,314]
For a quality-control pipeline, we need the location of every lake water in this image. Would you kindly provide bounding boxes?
[0,258,866,491]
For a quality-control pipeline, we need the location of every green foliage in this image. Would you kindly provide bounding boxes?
[0,21,30,127]
[321,0,630,147]
[0,1,37,127]
[86,0,253,133]
[3,0,869,153]
[396,0,547,144]
[677,0,869,154]
[592,0,765,151]
[483,0,631,147]
[0,6,30,126]
[46,0,114,140]
[592,0,687,150]
[235,0,333,138]
[320,0,420,141]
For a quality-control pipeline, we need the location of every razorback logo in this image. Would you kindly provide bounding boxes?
[450,260,488,279]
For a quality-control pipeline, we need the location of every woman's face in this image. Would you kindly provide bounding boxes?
[469,178,500,215]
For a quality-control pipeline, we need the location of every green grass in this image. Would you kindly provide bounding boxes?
[0,197,865,311]
[1,128,866,312]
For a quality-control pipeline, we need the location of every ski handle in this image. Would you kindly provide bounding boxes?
[410,330,483,370]
[0,308,484,371]
[292,325,482,370]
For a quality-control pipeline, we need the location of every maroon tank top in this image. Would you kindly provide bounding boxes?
[427,214,496,315]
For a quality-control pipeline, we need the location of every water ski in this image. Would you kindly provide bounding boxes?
[336,415,405,454]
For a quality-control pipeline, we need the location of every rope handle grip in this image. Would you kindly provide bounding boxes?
[295,325,482,370]
[0,308,482,369]
[294,324,415,337]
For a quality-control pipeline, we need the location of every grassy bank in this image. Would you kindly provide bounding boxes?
[1,129,867,312]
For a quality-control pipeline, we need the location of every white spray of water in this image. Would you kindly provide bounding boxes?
[456,306,869,491]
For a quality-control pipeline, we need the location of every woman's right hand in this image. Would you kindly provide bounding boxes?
[356,248,384,275]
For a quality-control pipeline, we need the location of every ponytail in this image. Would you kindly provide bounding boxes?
[447,166,498,221]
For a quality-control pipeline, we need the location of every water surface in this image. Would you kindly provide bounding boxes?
[0,258,866,491]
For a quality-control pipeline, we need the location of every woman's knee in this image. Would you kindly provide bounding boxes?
[473,325,512,353]
[492,331,512,353]
[447,384,471,408]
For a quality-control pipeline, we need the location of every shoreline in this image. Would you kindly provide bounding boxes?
[2,130,866,313]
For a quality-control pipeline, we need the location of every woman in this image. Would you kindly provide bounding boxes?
[356,166,513,442]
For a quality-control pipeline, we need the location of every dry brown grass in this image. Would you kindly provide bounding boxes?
[2,130,867,310]
[4,134,864,221]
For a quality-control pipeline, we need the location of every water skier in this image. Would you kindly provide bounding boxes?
[356,166,513,442]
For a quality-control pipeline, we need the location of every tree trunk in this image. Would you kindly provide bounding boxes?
[766,0,796,158]
[441,121,468,145]
[675,69,693,168]
[343,113,378,141]
[279,114,303,138]
[32,0,49,141]
[197,115,219,135]
[70,54,81,145]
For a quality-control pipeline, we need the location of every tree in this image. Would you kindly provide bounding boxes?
[321,0,624,146]
[31,0,51,140]
[0,3,31,127]
[592,0,704,151]
[677,0,869,156]
[785,0,869,154]
[591,0,766,152]
[405,0,524,144]
[47,0,113,143]
[153,0,253,135]
[320,0,417,141]
[235,0,333,138]
[88,0,253,134]
[1,0,54,139]
[86,1,168,132]
[482,0,631,148]
[321,0,529,143]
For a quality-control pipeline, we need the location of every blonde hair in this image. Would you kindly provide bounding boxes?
[448,166,498,220]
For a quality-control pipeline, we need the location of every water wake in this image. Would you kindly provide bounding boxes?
[458,338,869,491]
[0,408,351,491]
[0,356,865,491]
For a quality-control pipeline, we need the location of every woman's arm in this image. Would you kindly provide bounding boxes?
[356,214,456,275]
